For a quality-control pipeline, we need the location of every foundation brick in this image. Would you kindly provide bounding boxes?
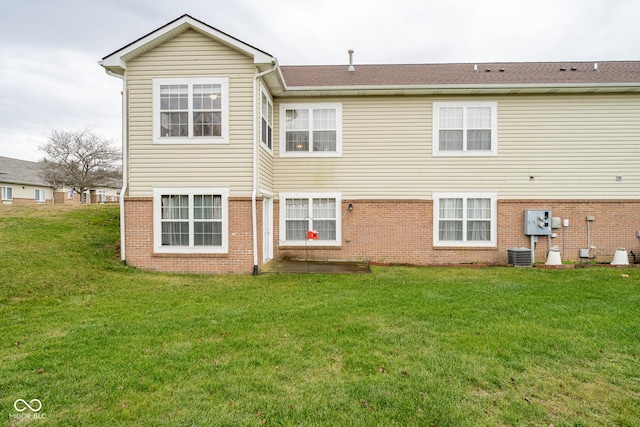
[124,197,640,273]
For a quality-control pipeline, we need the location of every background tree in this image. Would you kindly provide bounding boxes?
[40,129,121,203]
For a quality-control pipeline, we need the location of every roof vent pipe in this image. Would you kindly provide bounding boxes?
[348,49,355,72]
[593,62,599,72]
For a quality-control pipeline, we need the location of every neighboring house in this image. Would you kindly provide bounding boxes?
[0,157,54,204]
[100,14,640,274]
[54,186,121,204]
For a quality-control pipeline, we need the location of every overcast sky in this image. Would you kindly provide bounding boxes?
[1,0,638,161]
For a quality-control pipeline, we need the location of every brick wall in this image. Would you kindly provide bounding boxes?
[123,197,260,274]
[4,198,52,205]
[124,197,640,273]
[276,199,640,266]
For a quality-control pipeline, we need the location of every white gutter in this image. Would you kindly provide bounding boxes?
[104,68,128,265]
[279,82,640,97]
[252,63,278,275]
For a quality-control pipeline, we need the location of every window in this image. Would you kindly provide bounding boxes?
[97,190,106,203]
[433,102,497,156]
[433,193,497,247]
[280,103,342,156]
[1,186,13,201]
[153,78,229,143]
[35,189,46,203]
[68,189,75,199]
[260,89,273,151]
[153,188,229,254]
[279,193,342,246]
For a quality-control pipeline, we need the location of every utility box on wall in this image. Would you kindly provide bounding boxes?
[524,209,552,236]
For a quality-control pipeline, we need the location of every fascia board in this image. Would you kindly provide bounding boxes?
[279,82,640,96]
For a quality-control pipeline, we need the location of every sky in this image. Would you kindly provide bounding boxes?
[1,0,639,161]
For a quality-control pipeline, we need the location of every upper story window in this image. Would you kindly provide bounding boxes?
[433,192,497,247]
[260,89,273,151]
[279,103,342,157]
[432,102,497,156]
[153,78,229,144]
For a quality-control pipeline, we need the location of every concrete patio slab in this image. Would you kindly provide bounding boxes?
[261,260,370,274]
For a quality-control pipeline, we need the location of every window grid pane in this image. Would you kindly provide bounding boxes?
[439,198,463,219]
[160,85,188,111]
[467,130,491,151]
[161,222,189,246]
[161,112,188,137]
[286,220,308,240]
[285,198,309,219]
[193,112,221,137]
[467,221,491,241]
[313,198,336,219]
[192,84,221,110]
[439,130,463,151]
[439,220,463,241]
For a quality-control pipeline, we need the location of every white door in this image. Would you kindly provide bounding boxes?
[262,196,273,261]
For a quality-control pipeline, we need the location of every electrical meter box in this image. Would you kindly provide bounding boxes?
[524,209,552,236]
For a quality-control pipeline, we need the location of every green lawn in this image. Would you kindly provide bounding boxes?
[1,205,639,426]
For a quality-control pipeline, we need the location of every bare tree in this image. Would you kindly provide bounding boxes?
[40,129,121,203]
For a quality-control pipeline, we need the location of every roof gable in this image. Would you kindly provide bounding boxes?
[100,14,275,74]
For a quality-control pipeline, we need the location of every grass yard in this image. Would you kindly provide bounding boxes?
[1,205,639,426]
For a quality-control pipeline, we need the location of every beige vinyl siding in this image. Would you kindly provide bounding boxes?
[273,94,640,200]
[127,30,256,197]
[258,80,274,192]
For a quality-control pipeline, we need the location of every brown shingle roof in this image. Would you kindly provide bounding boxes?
[280,61,640,87]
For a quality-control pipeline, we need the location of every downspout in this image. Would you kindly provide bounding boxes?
[105,69,128,265]
[252,63,278,275]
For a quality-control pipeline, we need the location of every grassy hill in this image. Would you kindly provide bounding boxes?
[1,205,639,426]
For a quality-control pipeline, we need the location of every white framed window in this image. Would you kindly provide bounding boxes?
[1,186,13,201]
[97,190,106,203]
[433,192,497,247]
[432,102,497,156]
[153,78,229,144]
[153,188,229,254]
[35,189,46,203]
[260,88,273,152]
[68,189,75,199]
[279,193,342,246]
[279,103,342,157]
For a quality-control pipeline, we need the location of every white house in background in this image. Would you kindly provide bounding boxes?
[0,156,54,204]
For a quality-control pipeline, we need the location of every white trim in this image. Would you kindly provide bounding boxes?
[100,15,274,69]
[433,192,497,247]
[432,102,498,157]
[153,187,229,254]
[262,195,274,262]
[152,77,229,144]
[35,188,46,203]
[279,103,342,157]
[279,192,342,247]
[1,186,13,201]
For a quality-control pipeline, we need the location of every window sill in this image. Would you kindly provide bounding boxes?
[432,151,497,157]
[154,138,229,145]
[152,252,229,258]
[434,246,498,251]
[278,244,343,250]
